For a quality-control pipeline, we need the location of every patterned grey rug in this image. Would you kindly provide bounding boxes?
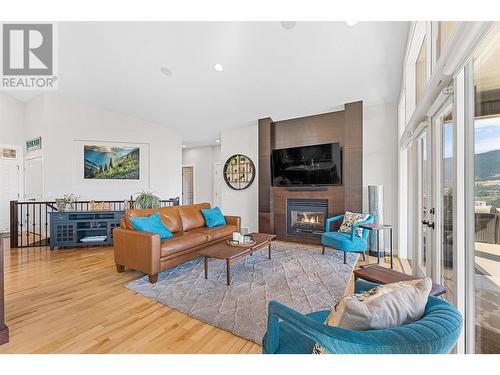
[125,241,357,344]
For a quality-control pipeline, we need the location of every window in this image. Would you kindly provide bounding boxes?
[436,21,456,61]
[416,37,427,105]
[441,109,455,306]
[472,22,500,354]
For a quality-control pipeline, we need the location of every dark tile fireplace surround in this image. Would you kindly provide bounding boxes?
[258,101,362,244]
[286,198,328,238]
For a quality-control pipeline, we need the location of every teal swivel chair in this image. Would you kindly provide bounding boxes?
[262,279,462,354]
[321,213,374,263]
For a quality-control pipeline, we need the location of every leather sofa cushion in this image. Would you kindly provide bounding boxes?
[125,206,183,233]
[178,202,211,231]
[160,231,208,258]
[191,224,237,241]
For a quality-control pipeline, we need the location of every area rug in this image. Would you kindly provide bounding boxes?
[125,241,357,344]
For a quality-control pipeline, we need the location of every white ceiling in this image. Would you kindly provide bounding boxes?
[8,21,409,145]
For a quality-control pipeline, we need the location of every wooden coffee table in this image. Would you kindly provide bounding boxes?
[198,233,276,285]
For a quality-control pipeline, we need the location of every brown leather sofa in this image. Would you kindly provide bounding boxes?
[113,202,240,283]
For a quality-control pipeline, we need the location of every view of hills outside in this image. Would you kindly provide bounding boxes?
[443,116,500,208]
[474,117,500,208]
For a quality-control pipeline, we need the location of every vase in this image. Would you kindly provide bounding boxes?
[368,185,385,256]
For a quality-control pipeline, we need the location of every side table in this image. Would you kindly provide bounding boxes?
[354,265,447,297]
[359,223,393,269]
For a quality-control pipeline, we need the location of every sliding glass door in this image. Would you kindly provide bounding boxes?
[438,105,456,306]
[415,130,432,277]
[470,22,500,354]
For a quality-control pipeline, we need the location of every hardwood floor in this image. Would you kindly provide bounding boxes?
[0,237,403,354]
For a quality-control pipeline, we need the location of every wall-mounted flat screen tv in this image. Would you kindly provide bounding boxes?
[271,143,342,186]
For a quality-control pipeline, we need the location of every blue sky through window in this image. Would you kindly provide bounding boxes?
[443,117,500,158]
[475,117,500,154]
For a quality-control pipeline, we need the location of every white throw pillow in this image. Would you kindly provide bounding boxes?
[313,278,432,354]
[338,211,369,237]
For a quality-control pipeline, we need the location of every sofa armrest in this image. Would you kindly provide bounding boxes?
[113,227,161,276]
[224,216,241,232]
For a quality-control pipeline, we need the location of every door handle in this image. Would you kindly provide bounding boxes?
[421,220,435,229]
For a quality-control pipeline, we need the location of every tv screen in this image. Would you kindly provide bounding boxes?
[271,143,342,186]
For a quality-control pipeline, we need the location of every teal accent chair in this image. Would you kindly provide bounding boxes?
[262,279,463,354]
[321,214,374,264]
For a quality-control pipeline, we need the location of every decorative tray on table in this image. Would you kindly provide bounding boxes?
[226,239,256,247]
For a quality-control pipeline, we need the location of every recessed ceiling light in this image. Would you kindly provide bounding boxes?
[346,21,358,27]
[182,144,187,148]
[280,21,296,30]
[160,66,173,76]
[214,63,224,72]
[215,139,220,143]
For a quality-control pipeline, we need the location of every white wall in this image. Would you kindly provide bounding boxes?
[182,145,221,205]
[363,101,399,249]
[0,93,25,147]
[24,94,182,201]
[220,124,258,233]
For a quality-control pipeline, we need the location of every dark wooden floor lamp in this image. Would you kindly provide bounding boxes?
[0,236,8,345]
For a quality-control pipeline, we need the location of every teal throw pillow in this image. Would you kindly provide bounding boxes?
[201,207,226,228]
[130,212,173,240]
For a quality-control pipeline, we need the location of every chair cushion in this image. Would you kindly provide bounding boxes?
[178,202,211,231]
[160,231,208,257]
[321,231,368,252]
[129,212,173,240]
[191,224,238,241]
[338,211,369,237]
[201,207,226,228]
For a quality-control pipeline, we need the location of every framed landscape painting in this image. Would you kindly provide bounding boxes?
[84,144,140,180]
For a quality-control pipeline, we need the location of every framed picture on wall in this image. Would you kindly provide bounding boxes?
[73,140,150,187]
[84,145,140,180]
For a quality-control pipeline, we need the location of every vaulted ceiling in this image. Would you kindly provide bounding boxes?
[8,21,409,145]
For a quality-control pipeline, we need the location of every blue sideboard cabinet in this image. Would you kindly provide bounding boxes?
[49,211,124,249]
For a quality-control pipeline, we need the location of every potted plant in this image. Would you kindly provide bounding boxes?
[55,193,80,212]
[133,191,161,209]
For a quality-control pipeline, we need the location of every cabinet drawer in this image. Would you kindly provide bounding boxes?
[51,213,68,221]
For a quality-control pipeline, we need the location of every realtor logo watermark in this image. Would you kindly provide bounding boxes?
[1,23,58,90]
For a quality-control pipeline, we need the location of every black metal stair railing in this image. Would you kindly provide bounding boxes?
[9,197,180,248]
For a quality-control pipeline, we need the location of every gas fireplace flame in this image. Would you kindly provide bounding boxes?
[298,214,321,224]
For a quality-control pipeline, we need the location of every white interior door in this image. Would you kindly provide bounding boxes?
[25,157,44,201]
[0,158,20,233]
[182,166,194,205]
[213,162,222,208]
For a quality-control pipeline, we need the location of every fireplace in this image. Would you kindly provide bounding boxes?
[286,198,328,238]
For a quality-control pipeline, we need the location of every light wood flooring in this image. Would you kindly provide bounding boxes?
[0,237,404,354]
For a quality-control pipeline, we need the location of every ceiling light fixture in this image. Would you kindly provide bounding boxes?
[182,144,187,148]
[160,66,173,76]
[280,21,296,30]
[215,139,220,143]
[346,21,358,27]
[214,63,224,72]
